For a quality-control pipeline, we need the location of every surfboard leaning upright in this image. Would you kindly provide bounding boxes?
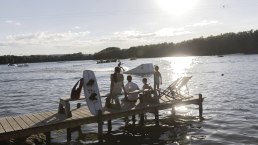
[83,70,102,115]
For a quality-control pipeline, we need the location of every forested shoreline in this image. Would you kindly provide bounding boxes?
[1,29,258,64]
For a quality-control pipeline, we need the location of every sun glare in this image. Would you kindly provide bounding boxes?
[156,0,199,15]
[163,56,196,79]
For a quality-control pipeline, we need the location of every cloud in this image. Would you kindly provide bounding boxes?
[96,20,220,49]
[5,20,21,26]
[155,27,191,37]
[153,20,220,37]
[0,20,220,55]
[0,31,93,55]
[5,31,90,44]
[188,20,219,27]
[111,28,190,40]
[73,26,81,30]
[113,30,155,39]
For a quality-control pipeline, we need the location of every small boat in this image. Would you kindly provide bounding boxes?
[17,63,29,67]
[130,58,136,60]
[8,63,17,66]
[97,59,117,64]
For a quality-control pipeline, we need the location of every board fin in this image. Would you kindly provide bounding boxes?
[86,79,95,86]
[89,93,98,101]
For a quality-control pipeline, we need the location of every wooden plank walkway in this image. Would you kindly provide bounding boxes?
[0,94,203,142]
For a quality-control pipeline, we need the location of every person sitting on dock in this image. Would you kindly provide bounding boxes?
[124,75,139,102]
[141,78,154,101]
[106,67,127,108]
[142,78,153,90]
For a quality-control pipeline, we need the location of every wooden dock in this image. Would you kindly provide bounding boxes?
[0,94,204,144]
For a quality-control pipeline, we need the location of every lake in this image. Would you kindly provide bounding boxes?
[1,54,258,144]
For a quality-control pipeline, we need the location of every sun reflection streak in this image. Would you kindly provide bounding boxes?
[162,56,196,79]
[161,56,198,117]
[175,106,188,112]
[186,135,191,140]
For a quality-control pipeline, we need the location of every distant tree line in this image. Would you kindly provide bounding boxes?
[0,53,93,64]
[1,29,258,64]
[93,29,258,59]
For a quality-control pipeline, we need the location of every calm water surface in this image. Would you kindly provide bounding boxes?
[0,54,258,144]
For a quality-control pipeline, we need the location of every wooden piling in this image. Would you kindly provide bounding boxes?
[139,114,144,126]
[107,120,112,133]
[67,128,71,141]
[77,103,81,108]
[76,103,82,137]
[44,132,51,145]
[171,105,176,123]
[199,94,203,118]
[172,105,176,116]
[77,103,82,133]
[154,110,159,126]
[97,110,103,143]
[132,115,136,125]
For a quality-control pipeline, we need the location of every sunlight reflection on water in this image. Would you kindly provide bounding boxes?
[161,56,196,80]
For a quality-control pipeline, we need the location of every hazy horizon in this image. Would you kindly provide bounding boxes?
[1,0,258,55]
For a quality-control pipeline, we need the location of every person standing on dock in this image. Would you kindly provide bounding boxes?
[154,65,162,90]
[106,67,126,108]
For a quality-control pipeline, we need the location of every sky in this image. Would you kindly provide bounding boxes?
[0,0,258,55]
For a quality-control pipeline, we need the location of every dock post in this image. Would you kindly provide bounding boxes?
[67,128,71,141]
[132,115,136,125]
[171,105,176,122]
[199,94,203,118]
[172,105,176,116]
[76,103,82,135]
[44,132,51,145]
[139,114,144,126]
[77,103,81,108]
[107,120,112,133]
[97,110,103,143]
[171,105,176,118]
[154,110,159,126]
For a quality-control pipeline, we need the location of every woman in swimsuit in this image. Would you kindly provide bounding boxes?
[106,67,127,108]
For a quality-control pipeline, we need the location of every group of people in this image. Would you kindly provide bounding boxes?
[105,65,162,108]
